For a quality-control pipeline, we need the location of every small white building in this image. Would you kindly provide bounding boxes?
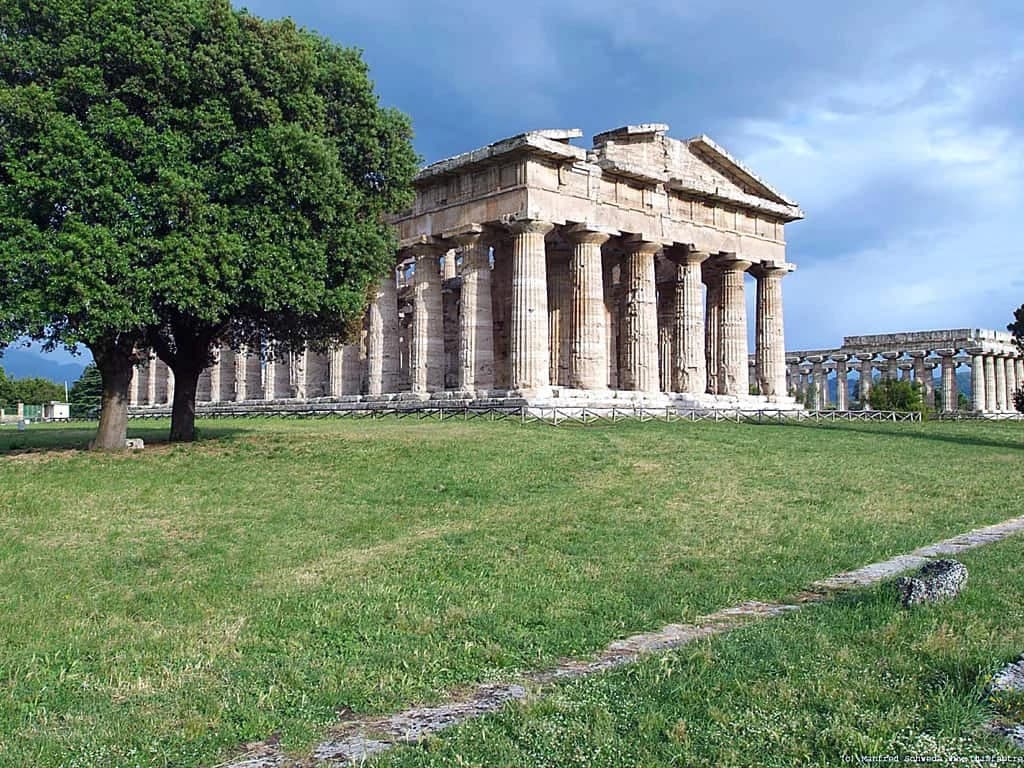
[43,401,71,421]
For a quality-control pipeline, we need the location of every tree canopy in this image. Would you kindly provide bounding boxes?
[868,377,925,413]
[0,0,418,446]
[0,366,65,408]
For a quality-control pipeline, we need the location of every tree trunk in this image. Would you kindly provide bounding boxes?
[90,340,137,450]
[169,365,202,442]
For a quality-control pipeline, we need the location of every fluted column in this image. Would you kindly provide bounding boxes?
[1016,357,1024,405]
[753,264,790,397]
[983,354,997,412]
[165,367,174,405]
[547,249,571,388]
[994,354,1007,411]
[442,249,457,280]
[619,237,661,392]
[808,355,825,410]
[451,229,494,392]
[206,348,221,403]
[508,220,554,392]
[898,361,912,382]
[1004,355,1017,410]
[798,363,810,402]
[856,354,874,408]
[968,350,984,412]
[937,350,957,412]
[717,256,752,396]
[234,346,249,402]
[703,266,722,394]
[924,361,938,409]
[909,350,930,406]
[880,352,899,381]
[833,354,849,410]
[566,227,611,390]
[293,350,308,400]
[147,353,158,405]
[367,269,401,396]
[668,247,708,394]
[410,244,445,395]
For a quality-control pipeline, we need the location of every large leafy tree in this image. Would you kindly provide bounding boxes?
[0,0,417,446]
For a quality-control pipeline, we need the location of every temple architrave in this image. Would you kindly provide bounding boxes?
[783,329,1023,414]
[131,124,807,410]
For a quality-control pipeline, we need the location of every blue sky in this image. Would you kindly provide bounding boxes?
[25,0,1024,367]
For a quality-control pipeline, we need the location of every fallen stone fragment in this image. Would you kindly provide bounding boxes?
[125,438,145,450]
[992,656,1024,694]
[895,558,968,607]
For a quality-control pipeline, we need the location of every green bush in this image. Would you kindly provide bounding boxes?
[868,377,925,413]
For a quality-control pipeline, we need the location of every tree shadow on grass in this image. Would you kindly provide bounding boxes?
[0,420,251,455]
[760,420,1024,453]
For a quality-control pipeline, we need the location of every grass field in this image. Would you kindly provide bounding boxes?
[1,417,1023,766]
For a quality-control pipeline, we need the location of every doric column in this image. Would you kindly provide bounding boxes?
[936,350,957,412]
[292,350,308,400]
[603,252,620,390]
[798,362,811,402]
[263,358,277,400]
[994,354,1007,411]
[856,354,874,407]
[490,236,513,389]
[566,226,611,390]
[924,361,938,409]
[909,350,931,405]
[367,269,401,396]
[1004,355,1017,409]
[808,355,825,410]
[898,361,912,382]
[508,219,554,392]
[619,237,661,392]
[968,350,985,412]
[983,354,997,412]
[165,367,175,405]
[753,264,791,398]
[833,354,849,410]
[717,255,752,396]
[1016,356,1024,404]
[703,264,722,394]
[442,249,457,281]
[410,243,446,395]
[129,362,142,407]
[147,353,158,405]
[658,283,674,393]
[208,348,222,403]
[233,347,247,402]
[218,346,236,401]
[785,356,800,396]
[547,248,571,388]
[451,228,494,392]
[663,247,708,394]
[878,351,898,381]
[657,247,705,394]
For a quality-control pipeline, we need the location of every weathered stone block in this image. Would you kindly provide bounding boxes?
[895,559,968,607]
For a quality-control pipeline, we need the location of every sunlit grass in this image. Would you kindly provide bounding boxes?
[0,417,1022,766]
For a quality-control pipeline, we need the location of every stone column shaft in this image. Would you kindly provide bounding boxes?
[940,354,957,412]
[1004,356,1017,410]
[834,356,849,410]
[856,355,874,408]
[754,267,788,397]
[620,240,661,392]
[970,352,986,412]
[509,220,554,392]
[703,269,722,394]
[454,233,495,391]
[994,355,1007,411]
[411,248,445,394]
[983,354,997,412]
[670,248,708,394]
[567,229,610,390]
[718,257,752,396]
[208,348,222,403]
[367,270,401,396]
[809,357,825,410]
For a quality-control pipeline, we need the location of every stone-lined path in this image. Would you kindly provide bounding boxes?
[221,515,1024,768]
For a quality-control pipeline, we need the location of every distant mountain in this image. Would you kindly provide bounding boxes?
[0,348,88,384]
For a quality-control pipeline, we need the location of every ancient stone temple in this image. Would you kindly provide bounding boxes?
[784,329,1023,414]
[132,124,805,410]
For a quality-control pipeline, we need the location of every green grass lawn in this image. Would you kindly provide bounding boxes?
[1,417,1022,767]
[378,535,1024,768]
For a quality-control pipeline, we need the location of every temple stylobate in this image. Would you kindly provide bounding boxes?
[131,124,806,410]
